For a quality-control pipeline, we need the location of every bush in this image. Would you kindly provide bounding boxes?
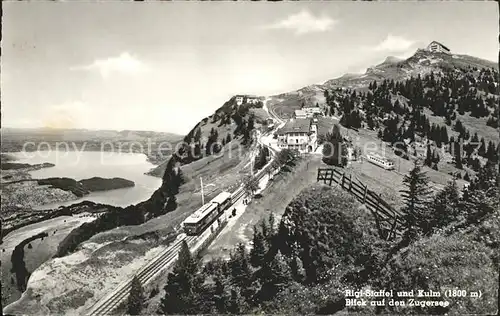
[150,286,160,298]
[278,184,380,284]
[381,233,498,315]
[267,280,345,315]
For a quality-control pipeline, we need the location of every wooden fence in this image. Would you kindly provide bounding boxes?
[317,168,404,240]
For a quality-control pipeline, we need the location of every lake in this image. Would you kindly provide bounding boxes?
[10,150,162,209]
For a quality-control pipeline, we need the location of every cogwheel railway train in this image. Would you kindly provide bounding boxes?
[365,153,395,170]
[182,191,233,235]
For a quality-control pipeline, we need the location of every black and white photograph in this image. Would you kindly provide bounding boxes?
[1,1,499,315]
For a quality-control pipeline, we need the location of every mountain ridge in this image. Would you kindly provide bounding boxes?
[278,48,498,101]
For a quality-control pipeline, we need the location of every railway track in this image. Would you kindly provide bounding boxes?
[86,235,197,315]
[86,129,278,316]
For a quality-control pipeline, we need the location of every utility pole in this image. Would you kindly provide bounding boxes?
[200,177,204,205]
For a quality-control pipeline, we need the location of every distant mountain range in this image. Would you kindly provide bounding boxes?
[1,127,182,142]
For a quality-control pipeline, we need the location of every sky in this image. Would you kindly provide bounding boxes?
[2,2,498,135]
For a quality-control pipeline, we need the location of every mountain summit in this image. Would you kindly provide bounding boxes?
[382,56,403,65]
[268,46,497,116]
[296,48,498,96]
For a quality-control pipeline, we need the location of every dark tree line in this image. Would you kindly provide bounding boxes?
[180,96,259,165]
[10,232,48,292]
[325,65,498,171]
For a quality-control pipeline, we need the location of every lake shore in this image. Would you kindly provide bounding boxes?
[2,145,168,167]
[2,170,135,219]
[1,155,139,237]
[1,207,106,308]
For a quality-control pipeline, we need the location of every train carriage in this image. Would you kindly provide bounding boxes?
[182,191,232,236]
[366,153,395,170]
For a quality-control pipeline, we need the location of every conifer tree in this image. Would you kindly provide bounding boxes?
[127,275,145,315]
[227,289,243,314]
[193,142,201,159]
[400,160,433,241]
[289,255,305,282]
[243,175,260,197]
[267,212,276,239]
[471,132,479,144]
[243,116,255,145]
[159,240,198,314]
[229,243,257,305]
[212,275,228,313]
[322,125,347,166]
[425,179,460,234]
[424,144,433,167]
[454,138,463,169]
[486,140,497,162]
[478,138,487,157]
[258,251,292,299]
[194,127,202,143]
[440,126,449,144]
[250,228,267,268]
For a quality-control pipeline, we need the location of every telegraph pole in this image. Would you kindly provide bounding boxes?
[200,177,205,205]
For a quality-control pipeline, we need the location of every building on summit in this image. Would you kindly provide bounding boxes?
[427,41,451,54]
[235,95,261,106]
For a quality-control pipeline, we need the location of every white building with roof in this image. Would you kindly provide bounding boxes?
[294,109,307,119]
[235,95,244,105]
[302,105,323,118]
[276,118,318,153]
[235,95,261,106]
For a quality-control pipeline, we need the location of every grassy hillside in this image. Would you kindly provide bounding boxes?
[147,96,270,177]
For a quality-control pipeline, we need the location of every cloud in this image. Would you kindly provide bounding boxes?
[42,101,89,129]
[71,52,147,78]
[371,34,415,53]
[263,10,337,35]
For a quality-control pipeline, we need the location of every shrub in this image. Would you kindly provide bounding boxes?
[277,184,380,284]
[381,233,498,315]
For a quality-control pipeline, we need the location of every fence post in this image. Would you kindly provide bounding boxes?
[341,173,345,189]
[387,217,398,241]
[369,208,384,240]
[363,185,368,204]
[328,169,333,186]
[349,174,352,192]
